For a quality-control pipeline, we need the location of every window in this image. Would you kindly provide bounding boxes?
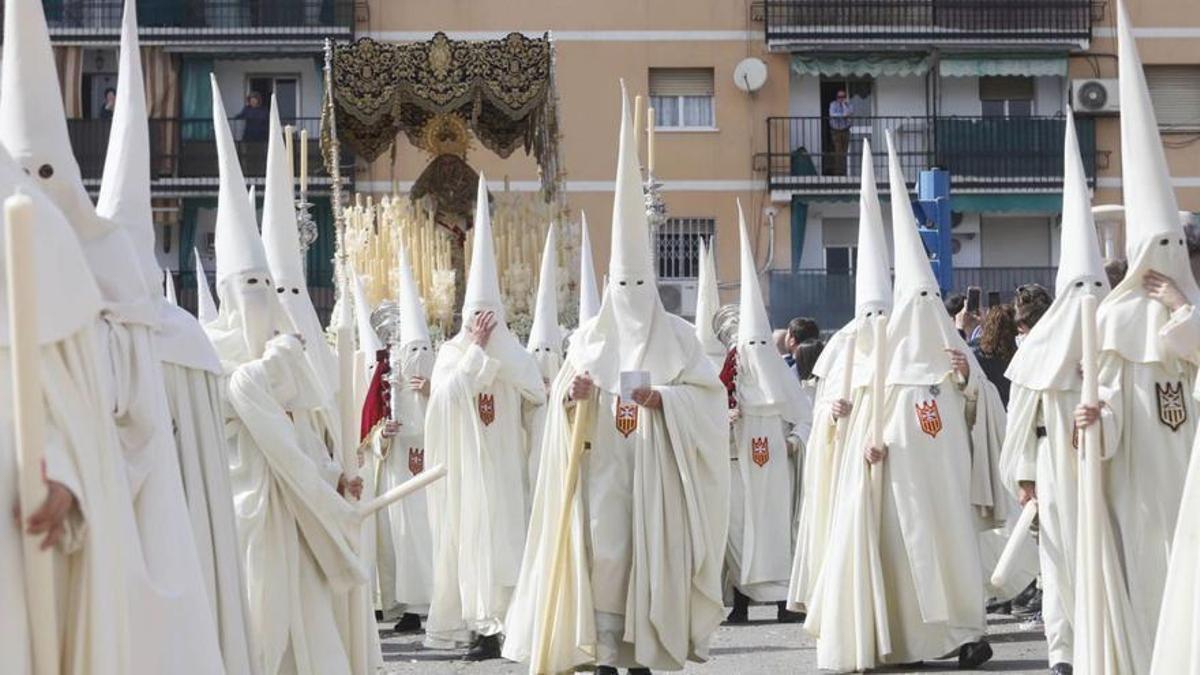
[246,74,300,122]
[1146,66,1200,129]
[649,68,715,129]
[657,217,715,279]
[979,76,1034,117]
[824,246,858,275]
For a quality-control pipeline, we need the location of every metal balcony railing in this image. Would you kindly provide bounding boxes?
[763,0,1092,45]
[25,0,354,39]
[767,266,1058,329]
[766,115,1096,193]
[67,117,349,185]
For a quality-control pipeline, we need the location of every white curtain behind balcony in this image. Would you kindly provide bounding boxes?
[53,46,83,117]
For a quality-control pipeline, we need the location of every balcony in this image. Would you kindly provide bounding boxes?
[21,0,354,44]
[66,117,351,192]
[768,266,1057,329]
[763,0,1092,50]
[765,115,1096,197]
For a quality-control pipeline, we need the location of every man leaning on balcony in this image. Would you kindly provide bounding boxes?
[827,90,852,176]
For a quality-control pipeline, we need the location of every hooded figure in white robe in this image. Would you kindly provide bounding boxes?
[807,133,992,671]
[725,200,812,610]
[424,174,547,656]
[196,248,219,325]
[501,83,729,673]
[0,2,226,673]
[98,6,255,673]
[0,147,132,675]
[999,113,1109,672]
[1082,3,1200,670]
[362,246,435,629]
[525,224,563,488]
[788,143,892,614]
[694,238,726,369]
[578,212,601,327]
[205,75,365,675]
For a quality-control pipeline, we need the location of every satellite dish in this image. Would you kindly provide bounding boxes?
[733,58,768,93]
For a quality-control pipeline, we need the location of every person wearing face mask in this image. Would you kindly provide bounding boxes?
[999,113,1111,675]
[423,174,547,660]
[359,246,435,636]
[788,142,891,617]
[808,133,995,671]
[1072,3,1200,669]
[524,224,564,491]
[501,84,729,675]
[1,1,228,673]
[724,201,811,626]
[204,75,366,675]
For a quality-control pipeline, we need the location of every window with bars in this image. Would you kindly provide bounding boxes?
[649,67,716,129]
[657,217,715,279]
[1146,66,1200,128]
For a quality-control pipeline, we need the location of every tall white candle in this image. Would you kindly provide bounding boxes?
[646,106,656,175]
[633,94,643,162]
[283,124,295,191]
[299,128,310,196]
[5,193,60,675]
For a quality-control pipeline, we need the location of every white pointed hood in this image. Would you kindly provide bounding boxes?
[735,200,807,420]
[855,141,892,317]
[1097,0,1200,367]
[577,211,601,325]
[1008,113,1109,391]
[205,75,290,365]
[397,245,431,347]
[195,249,219,325]
[528,223,563,350]
[567,81,691,393]
[164,271,177,304]
[1,0,150,316]
[352,273,383,355]
[97,0,221,373]
[693,237,725,364]
[261,94,338,384]
[456,172,529,368]
[0,159,103,347]
[884,130,968,386]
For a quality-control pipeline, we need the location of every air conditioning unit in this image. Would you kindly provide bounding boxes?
[1071,79,1120,115]
[658,279,700,319]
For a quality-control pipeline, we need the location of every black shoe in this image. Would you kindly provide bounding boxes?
[958,640,993,669]
[1050,664,1073,675]
[725,589,750,624]
[628,669,652,675]
[463,634,501,661]
[776,602,805,624]
[985,596,1012,615]
[595,667,619,675]
[392,613,422,634]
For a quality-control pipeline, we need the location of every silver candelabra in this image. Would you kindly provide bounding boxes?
[643,172,666,272]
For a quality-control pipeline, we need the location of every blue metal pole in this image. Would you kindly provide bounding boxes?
[916,168,952,292]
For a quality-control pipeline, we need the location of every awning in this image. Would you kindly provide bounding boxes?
[791,54,931,78]
[940,55,1068,79]
[950,193,1063,213]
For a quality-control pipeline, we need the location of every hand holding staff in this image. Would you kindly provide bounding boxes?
[6,193,60,675]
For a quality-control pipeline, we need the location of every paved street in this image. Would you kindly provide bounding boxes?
[379,606,1048,674]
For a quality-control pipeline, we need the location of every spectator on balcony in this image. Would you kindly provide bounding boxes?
[827,90,852,176]
[99,87,116,119]
[235,91,269,142]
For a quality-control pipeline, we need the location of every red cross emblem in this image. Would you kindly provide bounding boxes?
[915,399,942,438]
[477,393,496,426]
[615,398,639,438]
[408,447,424,475]
[751,436,770,467]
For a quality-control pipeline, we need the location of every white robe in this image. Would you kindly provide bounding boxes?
[524,348,561,494]
[424,336,546,644]
[501,324,729,672]
[1,331,129,675]
[223,335,365,675]
[808,371,987,670]
[95,313,226,675]
[1001,384,1081,666]
[1150,305,1200,674]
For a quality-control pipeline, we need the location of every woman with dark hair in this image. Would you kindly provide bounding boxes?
[791,338,824,382]
[1013,283,1053,336]
[972,304,1019,405]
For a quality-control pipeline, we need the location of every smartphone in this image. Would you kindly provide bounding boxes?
[966,286,982,313]
[987,290,1002,307]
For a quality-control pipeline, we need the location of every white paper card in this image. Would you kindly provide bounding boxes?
[620,370,651,400]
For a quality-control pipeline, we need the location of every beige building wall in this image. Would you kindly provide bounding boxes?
[355,1,790,308]
[1085,0,1200,212]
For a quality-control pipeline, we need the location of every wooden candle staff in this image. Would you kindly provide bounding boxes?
[6,193,60,675]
